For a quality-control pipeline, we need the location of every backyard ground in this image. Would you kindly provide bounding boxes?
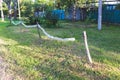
[0,21,120,80]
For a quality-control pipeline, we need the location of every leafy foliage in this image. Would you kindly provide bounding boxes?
[116,4,120,10]
[59,0,96,9]
[44,10,59,28]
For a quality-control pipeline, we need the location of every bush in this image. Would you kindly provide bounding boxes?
[29,16,36,24]
[116,4,120,10]
[45,10,59,28]
[20,2,60,27]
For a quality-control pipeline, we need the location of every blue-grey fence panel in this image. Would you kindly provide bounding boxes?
[114,10,120,23]
[65,7,81,20]
[52,10,65,20]
[89,9,120,24]
[76,9,81,20]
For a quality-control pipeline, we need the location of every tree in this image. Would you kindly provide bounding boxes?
[0,0,4,21]
[20,0,33,17]
[13,0,18,19]
[58,0,95,21]
[18,0,21,19]
[59,0,94,9]
[59,0,79,21]
[3,0,12,20]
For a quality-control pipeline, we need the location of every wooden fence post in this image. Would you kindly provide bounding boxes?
[36,22,41,39]
[83,31,92,64]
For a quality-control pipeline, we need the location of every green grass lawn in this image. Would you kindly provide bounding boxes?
[0,20,120,80]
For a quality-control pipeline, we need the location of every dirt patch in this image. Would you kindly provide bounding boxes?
[0,39,23,80]
[0,39,13,80]
[0,39,7,45]
[0,56,14,80]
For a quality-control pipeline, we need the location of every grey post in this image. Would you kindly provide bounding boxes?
[37,22,41,39]
[83,31,92,64]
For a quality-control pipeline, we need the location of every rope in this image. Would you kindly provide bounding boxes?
[12,20,37,28]
[11,20,22,25]
[37,24,75,41]
[11,20,75,41]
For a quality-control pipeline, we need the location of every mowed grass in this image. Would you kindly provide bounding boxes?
[0,20,120,80]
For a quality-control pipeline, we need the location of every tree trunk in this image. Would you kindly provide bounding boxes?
[18,0,21,19]
[73,4,76,21]
[8,3,12,23]
[3,0,12,23]
[0,0,4,21]
[13,0,18,19]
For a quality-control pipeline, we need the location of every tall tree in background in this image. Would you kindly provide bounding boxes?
[59,0,94,8]
[4,0,19,20]
[3,0,12,20]
[59,0,94,21]
[98,0,102,30]
[0,0,4,21]
[13,0,18,19]
[59,0,78,21]
[18,0,21,19]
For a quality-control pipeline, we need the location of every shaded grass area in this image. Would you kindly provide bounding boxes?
[0,20,120,80]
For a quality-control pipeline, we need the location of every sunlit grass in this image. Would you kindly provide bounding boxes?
[0,20,120,80]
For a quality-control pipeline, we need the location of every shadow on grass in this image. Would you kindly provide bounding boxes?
[35,53,113,80]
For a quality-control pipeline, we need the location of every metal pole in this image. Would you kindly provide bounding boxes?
[98,0,102,30]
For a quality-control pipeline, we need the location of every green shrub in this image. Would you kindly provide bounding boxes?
[28,16,36,24]
[45,11,59,28]
[116,4,120,10]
